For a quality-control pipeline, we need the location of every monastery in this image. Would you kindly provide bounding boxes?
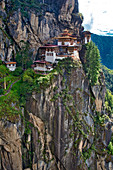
[33,30,92,73]
[1,29,91,72]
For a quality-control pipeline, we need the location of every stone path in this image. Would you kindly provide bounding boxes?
[0,79,19,98]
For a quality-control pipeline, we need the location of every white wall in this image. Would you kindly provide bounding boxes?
[85,37,87,44]
[85,37,91,44]
[64,42,69,45]
[45,51,56,63]
[58,42,62,45]
[7,64,16,71]
[34,66,48,71]
[74,50,79,59]
[56,56,65,60]
[34,66,53,72]
[89,37,91,42]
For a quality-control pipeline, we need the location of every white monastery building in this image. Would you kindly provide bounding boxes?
[33,29,92,72]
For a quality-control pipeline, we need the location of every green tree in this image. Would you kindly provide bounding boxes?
[102,65,113,92]
[105,89,113,114]
[16,41,33,70]
[22,68,35,84]
[84,41,100,85]
[0,65,9,78]
[0,60,2,65]
[0,65,9,89]
[12,67,23,76]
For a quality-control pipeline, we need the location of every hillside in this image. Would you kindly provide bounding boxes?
[92,34,113,69]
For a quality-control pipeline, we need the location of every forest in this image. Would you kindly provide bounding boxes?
[92,34,113,69]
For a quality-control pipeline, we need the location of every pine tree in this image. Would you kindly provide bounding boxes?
[84,41,100,85]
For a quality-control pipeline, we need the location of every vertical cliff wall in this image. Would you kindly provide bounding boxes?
[0,0,82,61]
[1,1,113,170]
[0,59,113,170]
[24,61,113,170]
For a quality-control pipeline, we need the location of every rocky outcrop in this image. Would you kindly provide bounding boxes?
[0,0,82,61]
[0,59,113,170]
[0,119,23,170]
[23,60,109,170]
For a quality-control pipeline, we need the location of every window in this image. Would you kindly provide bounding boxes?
[47,53,53,56]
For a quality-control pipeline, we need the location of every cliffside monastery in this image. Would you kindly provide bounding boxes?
[2,29,91,72]
[33,30,91,73]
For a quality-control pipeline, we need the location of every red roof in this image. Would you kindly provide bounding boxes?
[5,62,16,65]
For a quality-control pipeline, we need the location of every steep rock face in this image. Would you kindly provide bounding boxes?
[0,119,23,170]
[23,61,109,170]
[1,1,113,169]
[0,60,113,169]
[0,0,82,61]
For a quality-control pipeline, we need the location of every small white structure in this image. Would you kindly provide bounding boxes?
[5,61,16,71]
[83,31,92,44]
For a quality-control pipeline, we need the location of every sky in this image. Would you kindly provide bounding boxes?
[79,0,113,36]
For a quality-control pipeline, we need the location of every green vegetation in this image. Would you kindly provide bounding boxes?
[105,89,113,115]
[84,41,101,86]
[108,135,113,155]
[16,41,33,70]
[82,144,96,162]
[12,67,23,76]
[92,34,113,69]
[0,58,76,121]
[94,111,106,125]
[102,65,113,92]
[101,65,113,114]
[108,142,113,155]
[72,13,84,22]
[0,64,19,92]
[0,65,9,78]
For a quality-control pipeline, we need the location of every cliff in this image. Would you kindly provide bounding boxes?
[0,58,113,170]
[0,0,82,61]
[0,1,113,170]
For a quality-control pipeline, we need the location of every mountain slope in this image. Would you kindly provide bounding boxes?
[92,34,113,69]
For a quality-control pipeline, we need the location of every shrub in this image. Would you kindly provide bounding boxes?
[12,67,23,76]
[108,142,113,155]
[0,88,3,95]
